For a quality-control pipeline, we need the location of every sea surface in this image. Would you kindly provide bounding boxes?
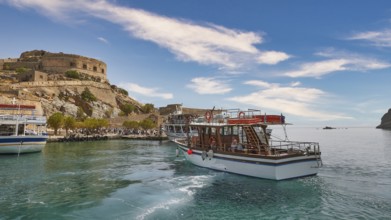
[1,127,391,219]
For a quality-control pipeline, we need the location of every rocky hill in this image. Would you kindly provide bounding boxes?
[0,50,158,125]
[0,75,144,119]
[376,109,391,129]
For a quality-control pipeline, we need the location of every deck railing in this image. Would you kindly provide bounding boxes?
[269,140,321,156]
[0,115,46,124]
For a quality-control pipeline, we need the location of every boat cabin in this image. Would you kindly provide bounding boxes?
[189,122,272,156]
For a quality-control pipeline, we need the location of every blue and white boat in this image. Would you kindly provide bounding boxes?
[0,104,48,154]
[175,108,322,180]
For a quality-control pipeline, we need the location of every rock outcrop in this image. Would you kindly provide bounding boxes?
[0,50,157,125]
[376,109,391,129]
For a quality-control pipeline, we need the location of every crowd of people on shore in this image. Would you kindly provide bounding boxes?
[50,127,165,142]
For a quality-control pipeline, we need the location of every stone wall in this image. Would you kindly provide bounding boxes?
[159,104,213,116]
[18,70,47,82]
[41,54,107,81]
[0,58,18,70]
[1,51,107,82]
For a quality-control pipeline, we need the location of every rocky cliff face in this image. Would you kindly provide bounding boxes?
[376,109,391,129]
[0,79,143,119]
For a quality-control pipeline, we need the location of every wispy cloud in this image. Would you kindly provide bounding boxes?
[228,80,351,120]
[119,82,173,99]
[187,77,232,94]
[3,0,289,69]
[284,49,390,78]
[97,37,109,44]
[257,51,290,65]
[348,29,391,47]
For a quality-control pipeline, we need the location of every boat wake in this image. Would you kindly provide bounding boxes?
[135,175,211,220]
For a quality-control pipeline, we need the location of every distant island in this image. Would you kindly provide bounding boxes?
[377,108,391,129]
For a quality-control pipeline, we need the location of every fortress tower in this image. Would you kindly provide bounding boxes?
[1,50,107,82]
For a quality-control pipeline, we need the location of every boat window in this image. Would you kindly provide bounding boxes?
[232,126,239,135]
[175,126,182,133]
[224,127,233,135]
[211,127,216,135]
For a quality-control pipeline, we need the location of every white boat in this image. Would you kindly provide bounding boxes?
[163,106,272,142]
[0,104,48,154]
[175,109,322,180]
[162,105,198,141]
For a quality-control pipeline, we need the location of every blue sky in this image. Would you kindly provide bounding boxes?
[1,0,391,126]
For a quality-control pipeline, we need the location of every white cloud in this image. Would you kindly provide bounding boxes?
[244,80,277,88]
[348,30,391,47]
[228,80,351,120]
[97,37,109,44]
[290,81,301,87]
[187,77,232,94]
[284,49,390,78]
[4,0,290,69]
[257,51,290,65]
[119,82,173,99]
[285,59,348,78]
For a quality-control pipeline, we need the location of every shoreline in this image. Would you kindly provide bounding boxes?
[48,134,168,142]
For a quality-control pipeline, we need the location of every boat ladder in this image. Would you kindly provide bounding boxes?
[243,126,269,154]
[313,144,323,168]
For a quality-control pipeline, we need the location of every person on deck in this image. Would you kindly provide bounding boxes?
[231,138,238,152]
[210,137,217,151]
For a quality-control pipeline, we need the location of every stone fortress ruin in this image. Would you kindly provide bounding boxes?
[0,50,107,83]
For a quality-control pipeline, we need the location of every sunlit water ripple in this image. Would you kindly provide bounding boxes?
[1,127,390,219]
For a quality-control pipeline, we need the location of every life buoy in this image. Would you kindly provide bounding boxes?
[187,149,193,155]
[205,111,212,123]
[239,111,245,118]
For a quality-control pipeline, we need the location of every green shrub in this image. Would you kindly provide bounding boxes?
[123,120,139,129]
[65,70,80,79]
[117,87,128,96]
[120,104,135,116]
[81,87,97,102]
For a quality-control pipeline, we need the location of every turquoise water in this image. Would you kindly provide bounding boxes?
[1,127,391,219]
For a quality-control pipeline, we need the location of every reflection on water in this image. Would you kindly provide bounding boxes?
[1,128,391,219]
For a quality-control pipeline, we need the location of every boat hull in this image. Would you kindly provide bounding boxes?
[177,144,319,180]
[0,136,48,154]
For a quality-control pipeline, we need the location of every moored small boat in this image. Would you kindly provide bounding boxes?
[162,105,198,141]
[0,103,48,154]
[175,108,322,180]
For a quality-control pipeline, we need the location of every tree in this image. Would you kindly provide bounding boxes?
[15,67,29,74]
[81,87,97,102]
[76,107,87,121]
[63,116,76,136]
[47,112,64,135]
[139,118,156,129]
[83,118,109,134]
[123,120,139,129]
[121,104,135,116]
[142,103,155,113]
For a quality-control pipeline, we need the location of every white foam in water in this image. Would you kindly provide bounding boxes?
[136,175,212,220]
[177,175,210,196]
[136,198,184,220]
